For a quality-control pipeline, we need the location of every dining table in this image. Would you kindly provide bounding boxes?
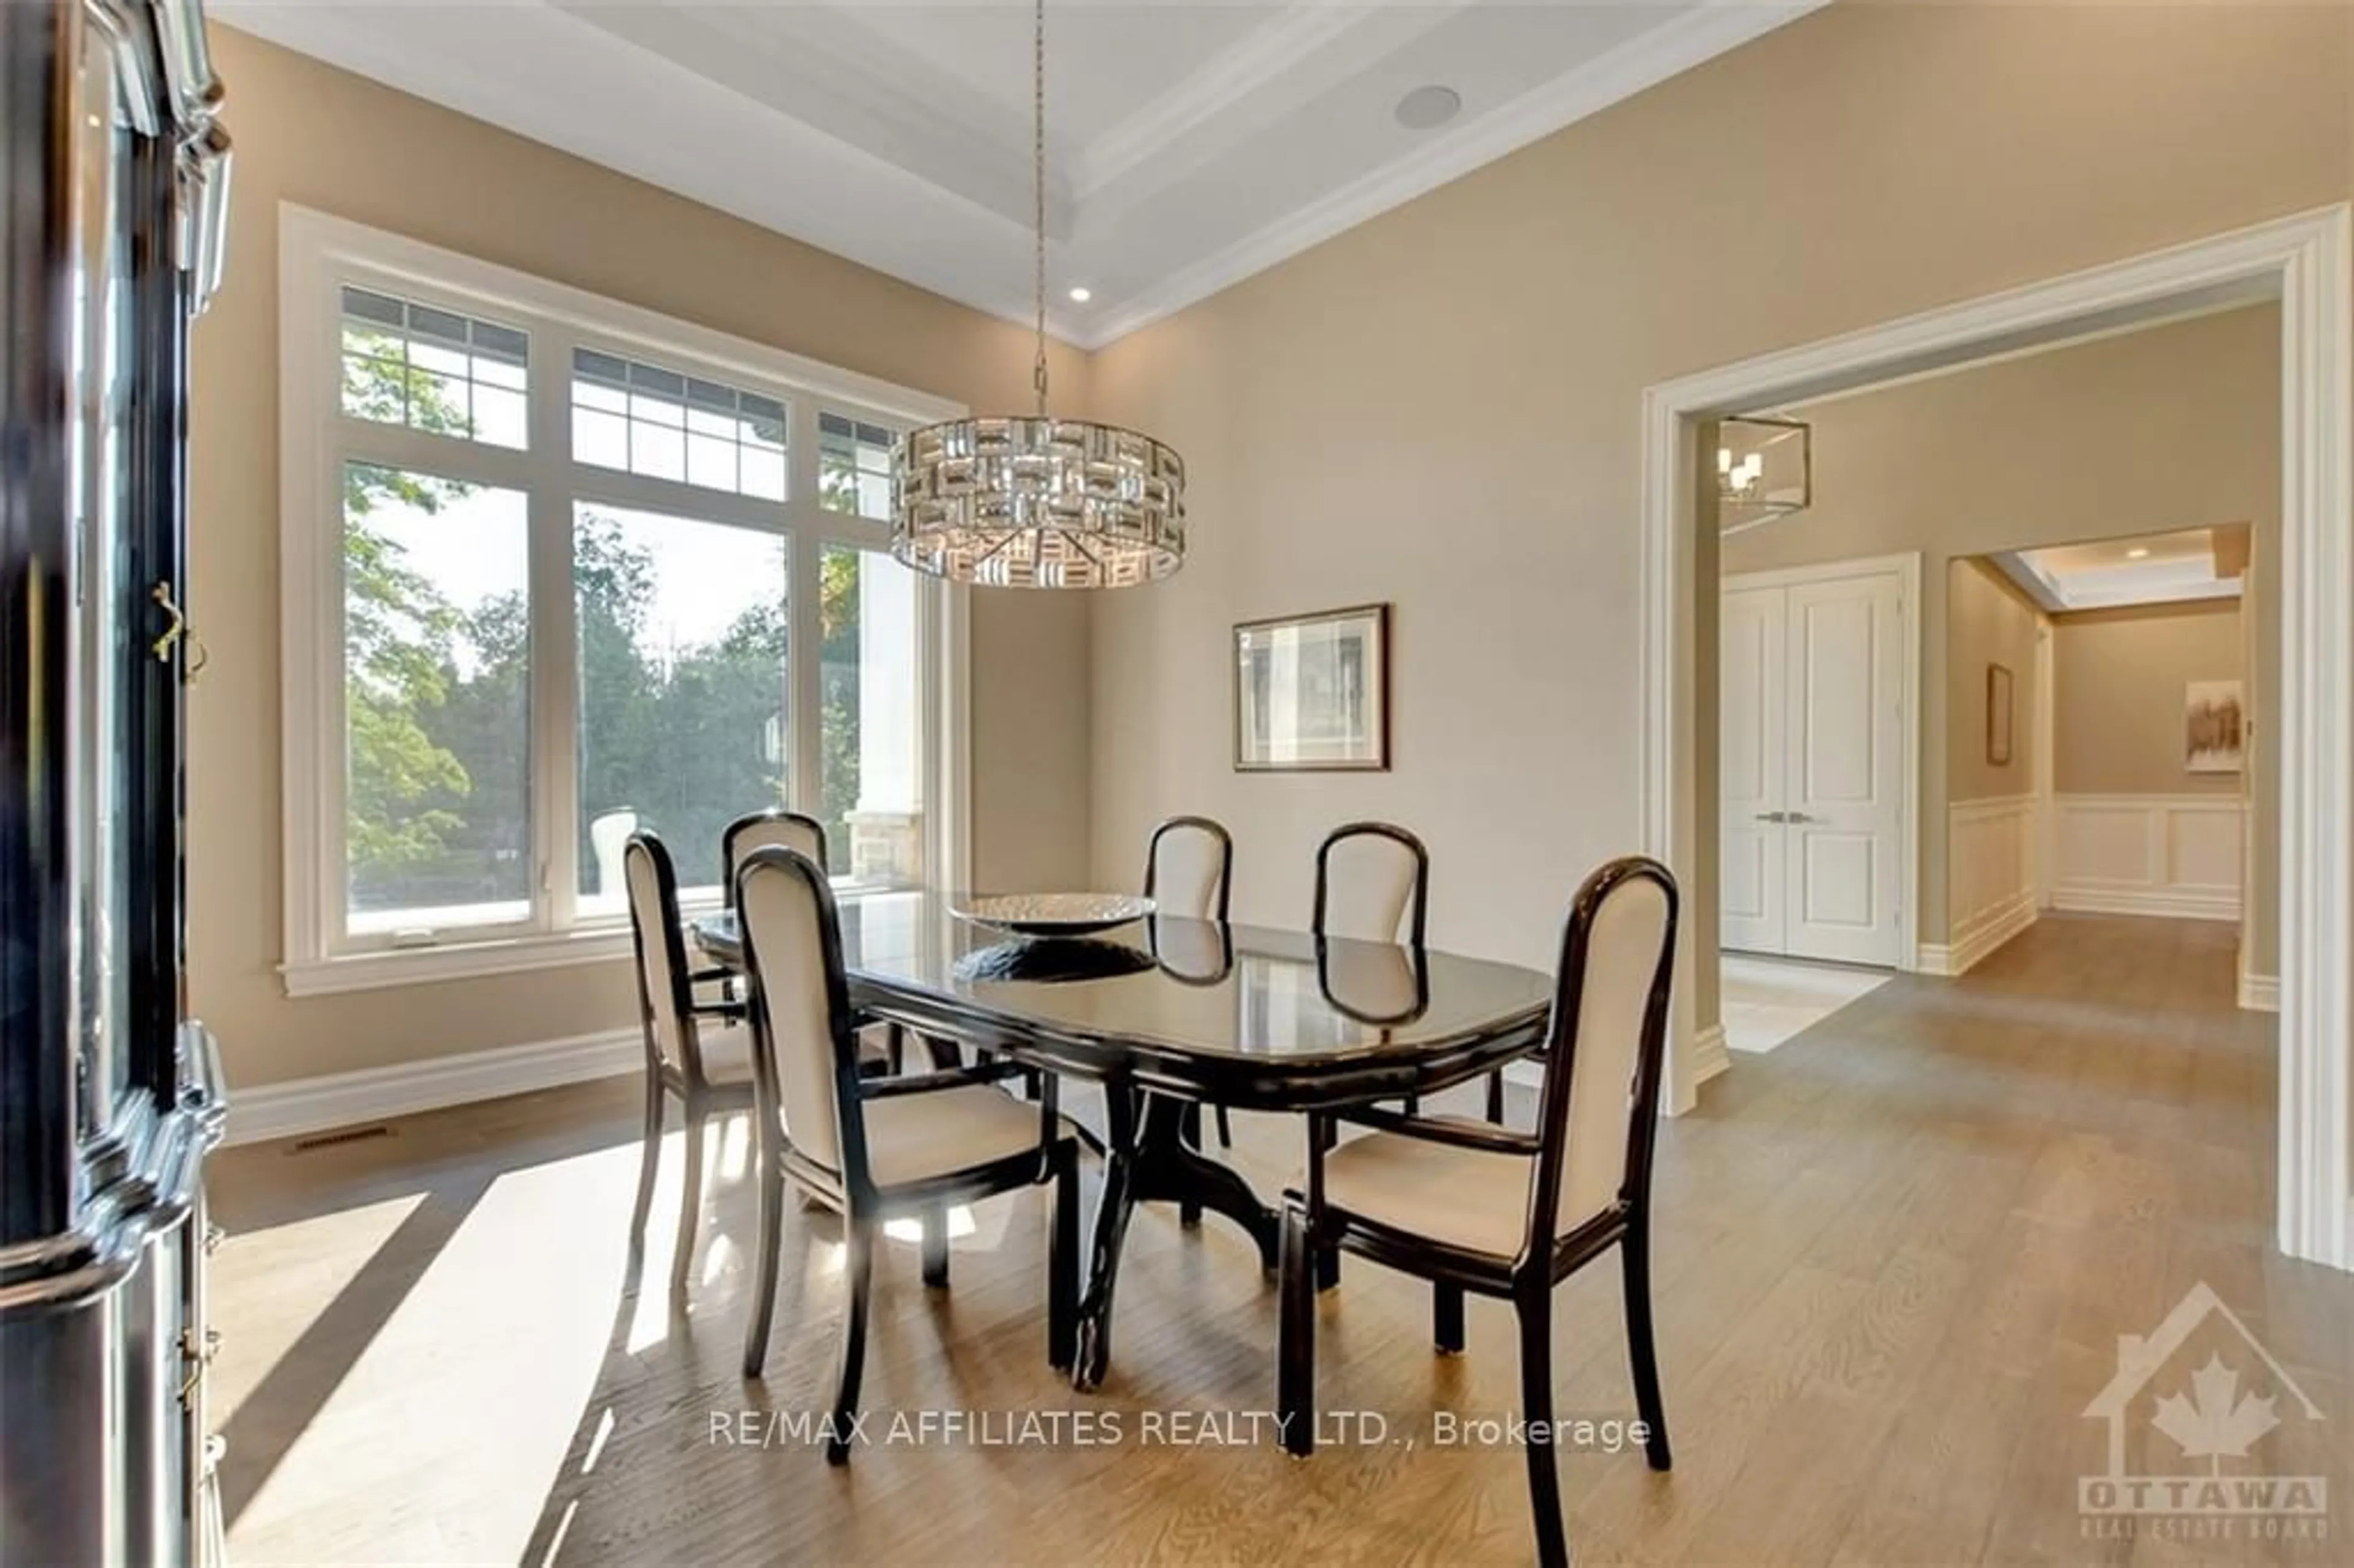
[689,890,1553,1390]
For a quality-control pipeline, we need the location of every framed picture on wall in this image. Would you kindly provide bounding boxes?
[1986,663,2014,766]
[2186,679,2245,774]
[1233,603,1390,772]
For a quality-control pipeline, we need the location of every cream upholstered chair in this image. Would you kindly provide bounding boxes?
[720,808,916,1073]
[734,845,1080,1461]
[1315,820,1518,1122]
[1314,821,1475,1119]
[721,808,828,904]
[623,832,758,1295]
[1145,815,1232,923]
[1145,816,1237,1154]
[1313,820,1428,946]
[1278,856,1680,1568]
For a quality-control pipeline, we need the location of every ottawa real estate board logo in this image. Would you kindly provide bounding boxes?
[2079,1281,2328,1542]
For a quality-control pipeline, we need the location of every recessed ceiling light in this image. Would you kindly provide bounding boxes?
[1067,286,1092,303]
[1394,85,1462,132]
[2127,547,2151,559]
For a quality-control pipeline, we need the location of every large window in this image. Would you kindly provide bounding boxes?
[281,210,965,993]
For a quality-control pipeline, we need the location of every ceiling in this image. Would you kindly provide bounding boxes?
[1991,526,2249,614]
[211,0,1821,349]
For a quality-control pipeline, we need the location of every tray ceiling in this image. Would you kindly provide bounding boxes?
[213,1,1820,348]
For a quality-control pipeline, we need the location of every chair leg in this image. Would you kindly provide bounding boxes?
[1311,1121,1340,1291]
[826,1221,874,1466]
[1179,1105,1202,1227]
[1434,1282,1465,1355]
[742,1159,783,1378]
[628,1075,665,1259]
[886,1022,905,1076]
[1485,1069,1506,1125]
[1047,1143,1078,1371]
[1277,1202,1316,1457]
[921,1205,950,1288]
[1402,1092,1420,1117]
[1214,1105,1233,1147]
[1517,1293,1569,1568]
[670,1100,707,1296]
[1621,1228,1673,1470]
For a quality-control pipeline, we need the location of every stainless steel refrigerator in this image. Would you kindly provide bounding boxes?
[1,2,232,1561]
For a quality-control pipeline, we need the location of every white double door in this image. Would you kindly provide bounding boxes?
[1720,565,1907,966]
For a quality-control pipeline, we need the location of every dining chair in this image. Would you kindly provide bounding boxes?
[1145,814,1233,923]
[1316,819,1491,1118]
[1312,820,1428,947]
[1276,856,1680,1568]
[623,831,758,1295]
[721,808,916,1073]
[734,845,1081,1462]
[1146,816,1238,1154]
[1315,820,1515,1122]
[721,807,829,905]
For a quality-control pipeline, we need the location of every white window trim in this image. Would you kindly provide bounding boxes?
[277,204,971,998]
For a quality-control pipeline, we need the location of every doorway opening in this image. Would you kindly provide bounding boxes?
[1645,207,2349,1268]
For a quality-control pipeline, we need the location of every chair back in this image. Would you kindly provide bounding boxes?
[723,809,828,909]
[1312,821,1428,945]
[1525,857,1680,1250]
[624,832,711,1081]
[1145,815,1232,921]
[733,845,865,1179]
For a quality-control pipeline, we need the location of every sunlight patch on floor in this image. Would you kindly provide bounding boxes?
[225,1143,639,1565]
[1721,953,1891,1054]
[210,1193,425,1433]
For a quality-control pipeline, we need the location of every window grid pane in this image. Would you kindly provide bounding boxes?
[818,411,897,521]
[573,502,793,910]
[343,462,533,933]
[571,348,789,503]
[320,262,939,959]
[819,544,923,886]
[339,286,530,451]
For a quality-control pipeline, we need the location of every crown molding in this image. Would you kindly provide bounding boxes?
[1075,0,1829,349]
[1073,2,1472,205]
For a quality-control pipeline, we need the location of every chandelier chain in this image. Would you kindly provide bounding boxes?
[1032,0,1048,416]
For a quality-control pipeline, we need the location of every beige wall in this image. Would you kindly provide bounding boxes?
[192,29,1094,1090]
[1947,560,2044,805]
[2052,601,2247,796]
[1085,5,2336,994]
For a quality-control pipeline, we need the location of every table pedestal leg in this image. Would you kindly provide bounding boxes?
[1071,1087,1279,1391]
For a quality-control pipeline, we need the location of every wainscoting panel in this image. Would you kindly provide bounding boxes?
[2052,794,2244,922]
[1926,794,2038,976]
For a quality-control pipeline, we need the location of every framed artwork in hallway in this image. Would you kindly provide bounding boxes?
[2185,679,2245,773]
[1986,663,2014,766]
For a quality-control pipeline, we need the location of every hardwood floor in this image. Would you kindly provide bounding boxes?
[208,914,2353,1564]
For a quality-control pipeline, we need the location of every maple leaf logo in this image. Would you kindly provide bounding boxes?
[2150,1354,2282,1474]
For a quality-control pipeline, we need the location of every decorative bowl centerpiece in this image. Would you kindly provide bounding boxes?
[951,892,1155,938]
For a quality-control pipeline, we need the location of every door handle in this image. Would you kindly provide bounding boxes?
[1786,812,1816,824]
[151,582,208,687]
[151,582,185,663]
[1754,811,1786,823]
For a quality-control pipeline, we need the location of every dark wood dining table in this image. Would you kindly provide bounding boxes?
[690,891,1552,1388]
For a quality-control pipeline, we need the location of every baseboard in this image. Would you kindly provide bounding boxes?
[226,1027,642,1146]
[1691,1024,1730,1086]
[2051,885,2239,923]
[2239,970,2281,1013]
[1919,890,2038,978]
